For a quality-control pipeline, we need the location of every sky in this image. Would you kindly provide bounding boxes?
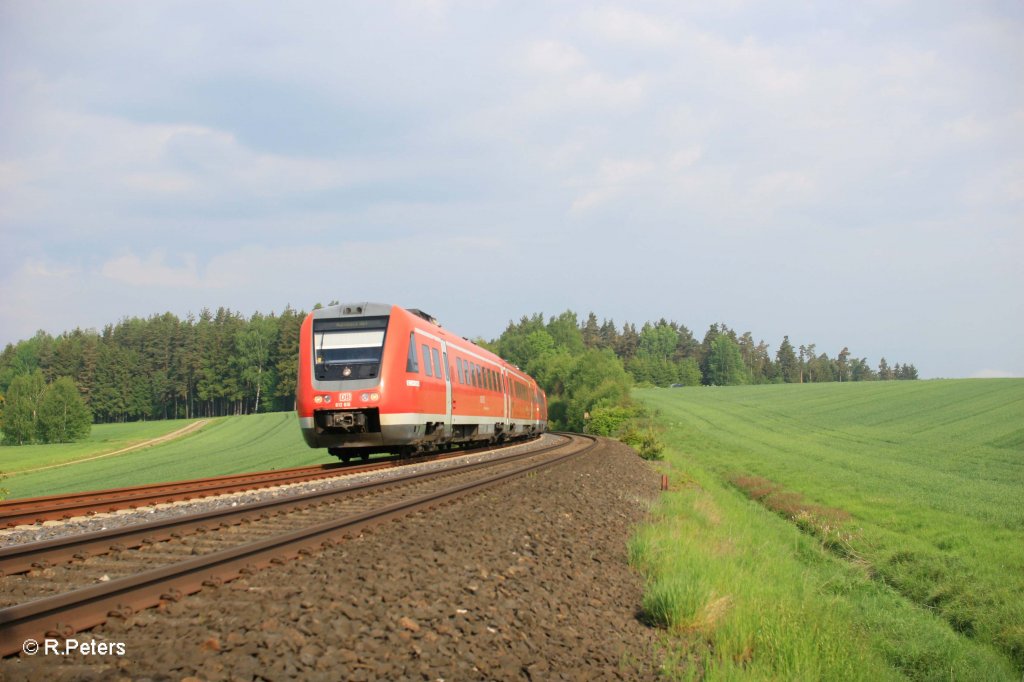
[1,1,1022,379]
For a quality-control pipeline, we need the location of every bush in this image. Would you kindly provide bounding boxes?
[586,404,665,460]
[584,405,640,437]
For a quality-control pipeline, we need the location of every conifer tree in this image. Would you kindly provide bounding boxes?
[776,336,799,383]
[581,312,600,348]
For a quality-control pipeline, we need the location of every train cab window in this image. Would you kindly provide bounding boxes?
[406,332,419,373]
[431,348,442,381]
[313,315,388,382]
[422,343,433,377]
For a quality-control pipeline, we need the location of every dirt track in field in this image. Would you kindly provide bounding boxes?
[16,420,211,475]
[4,438,662,681]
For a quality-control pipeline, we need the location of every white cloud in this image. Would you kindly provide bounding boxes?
[100,252,209,289]
[525,40,587,74]
[570,158,654,214]
[516,39,650,112]
[669,146,702,171]
[0,260,85,341]
[580,7,678,48]
[749,170,815,205]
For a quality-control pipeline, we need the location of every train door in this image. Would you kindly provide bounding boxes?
[501,370,510,428]
[441,341,453,437]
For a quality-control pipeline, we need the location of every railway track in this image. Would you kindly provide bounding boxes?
[0,439,536,529]
[0,433,595,657]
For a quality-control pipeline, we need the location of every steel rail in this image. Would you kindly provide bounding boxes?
[0,434,595,657]
[0,437,543,528]
[0,434,571,576]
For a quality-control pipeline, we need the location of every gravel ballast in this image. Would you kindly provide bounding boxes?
[3,438,661,681]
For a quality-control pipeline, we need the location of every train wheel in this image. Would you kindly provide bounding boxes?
[328,447,351,462]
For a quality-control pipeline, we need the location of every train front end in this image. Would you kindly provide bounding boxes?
[297,302,396,456]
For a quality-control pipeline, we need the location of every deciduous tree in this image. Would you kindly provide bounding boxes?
[36,377,92,443]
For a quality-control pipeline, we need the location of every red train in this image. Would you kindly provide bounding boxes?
[297,303,548,459]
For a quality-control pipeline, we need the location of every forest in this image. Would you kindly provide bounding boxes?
[0,307,917,441]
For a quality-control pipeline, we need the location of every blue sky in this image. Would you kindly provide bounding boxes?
[1,1,1021,378]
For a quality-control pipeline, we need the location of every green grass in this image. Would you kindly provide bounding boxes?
[2,412,333,499]
[633,379,1023,680]
[0,419,211,474]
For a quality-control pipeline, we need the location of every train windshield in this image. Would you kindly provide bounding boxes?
[313,316,389,381]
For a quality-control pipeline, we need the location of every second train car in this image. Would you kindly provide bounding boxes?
[297,303,548,460]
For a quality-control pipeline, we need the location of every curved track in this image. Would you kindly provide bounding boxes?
[0,439,541,528]
[0,433,594,657]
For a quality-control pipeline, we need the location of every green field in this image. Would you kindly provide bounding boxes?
[0,419,213,475]
[633,379,1023,680]
[1,412,332,500]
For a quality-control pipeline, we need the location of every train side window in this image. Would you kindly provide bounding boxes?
[456,357,464,384]
[406,332,419,373]
[431,348,442,381]
[490,370,496,392]
[442,351,450,381]
[473,364,480,388]
[422,344,433,377]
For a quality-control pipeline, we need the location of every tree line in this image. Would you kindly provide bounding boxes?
[0,306,917,443]
[485,312,917,437]
[0,307,305,428]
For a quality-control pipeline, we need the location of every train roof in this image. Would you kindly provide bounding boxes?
[306,302,538,386]
[308,302,393,319]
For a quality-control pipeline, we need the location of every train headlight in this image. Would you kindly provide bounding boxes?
[370,392,380,401]
[314,395,323,404]
[360,393,370,401]
[342,367,352,377]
